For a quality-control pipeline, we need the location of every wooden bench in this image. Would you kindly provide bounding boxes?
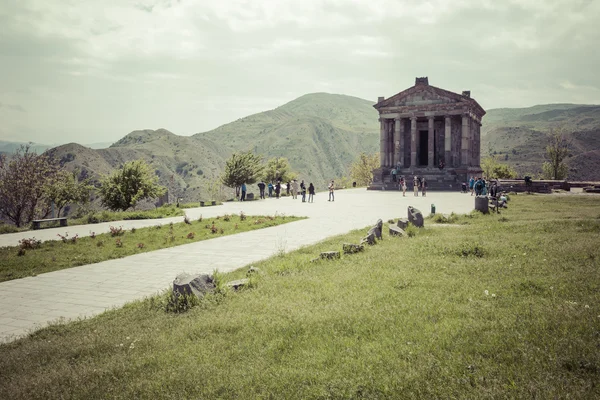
[32,217,68,230]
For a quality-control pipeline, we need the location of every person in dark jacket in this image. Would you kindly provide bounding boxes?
[257,181,266,199]
[268,182,273,198]
[308,183,315,203]
[275,181,281,199]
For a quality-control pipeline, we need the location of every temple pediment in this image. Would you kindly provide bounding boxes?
[374,77,485,118]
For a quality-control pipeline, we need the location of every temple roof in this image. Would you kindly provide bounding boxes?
[374,77,486,117]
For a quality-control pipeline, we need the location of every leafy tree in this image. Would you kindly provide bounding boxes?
[44,170,92,217]
[221,151,264,197]
[263,157,297,184]
[481,156,517,179]
[542,128,570,180]
[350,152,379,186]
[0,145,57,227]
[99,159,166,211]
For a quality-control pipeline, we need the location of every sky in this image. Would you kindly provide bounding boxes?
[1,0,599,144]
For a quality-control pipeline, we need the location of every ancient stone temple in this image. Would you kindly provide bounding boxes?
[369,77,486,190]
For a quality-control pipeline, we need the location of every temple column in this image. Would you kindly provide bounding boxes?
[428,116,434,167]
[410,117,417,167]
[444,115,451,167]
[394,118,401,167]
[388,122,394,167]
[461,113,470,166]
[398,118,404,167]
[379,118,385,168]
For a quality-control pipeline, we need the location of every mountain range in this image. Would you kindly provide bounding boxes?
[8,94,600,203]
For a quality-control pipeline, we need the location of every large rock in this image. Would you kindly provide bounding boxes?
[389,225,405,236]
[360,232,376,245]
[173,273,215,299]
[475,196,489,214]
[368,219,383,240]
[247,192,255,200]
[408,206,424,228]
[226,278,249,291]
[343,243,364,254]
[397,218,409,230]
[320,251,341,260]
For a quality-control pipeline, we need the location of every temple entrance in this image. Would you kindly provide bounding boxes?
[418,130,428,166]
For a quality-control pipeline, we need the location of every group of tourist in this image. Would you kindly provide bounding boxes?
[396,175,427,197]
[467,176,496,196]
[252,179,326,203]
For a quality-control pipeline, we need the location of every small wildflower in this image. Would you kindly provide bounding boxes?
[543,259,547,261]
[522,252,526,256]
[491,293,496,298]
[484,290,489,296]
[585,305,590,309]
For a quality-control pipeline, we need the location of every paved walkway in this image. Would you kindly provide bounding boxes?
[0,189,475,343]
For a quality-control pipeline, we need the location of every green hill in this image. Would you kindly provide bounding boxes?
[482,104,600,180]
[192,93,379,188]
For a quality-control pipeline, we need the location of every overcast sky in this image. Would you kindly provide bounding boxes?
[1,0,598,144]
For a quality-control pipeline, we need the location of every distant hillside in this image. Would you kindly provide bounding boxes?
[46,129,230,204]
[0,141,53,155]
[481,104,600,180]
[193,93,379,187]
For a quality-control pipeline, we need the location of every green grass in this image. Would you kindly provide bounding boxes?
[0,213,303,282]
[1,195,599,398]
[0,205,186,235]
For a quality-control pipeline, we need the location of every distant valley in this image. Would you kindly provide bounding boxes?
[6,94,600,204]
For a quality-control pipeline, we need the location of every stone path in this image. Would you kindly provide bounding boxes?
[0,189,475,343]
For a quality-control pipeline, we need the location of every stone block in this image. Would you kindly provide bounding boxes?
[320,251,341,260]
[360,232,376,245]
[408,206,424,228]
[342,243,364,254]
[247,266,261,276]
[367,219,383,240]
[247,193,254,200]
[475,196,489,214]
[397,218,409,230]
[389,225,405,236]
[226,278,249,291]
[172,273,215,299]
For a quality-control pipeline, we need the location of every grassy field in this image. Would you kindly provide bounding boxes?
[0,205,186,235]
[0,213,302,282]
[1,195,599,398]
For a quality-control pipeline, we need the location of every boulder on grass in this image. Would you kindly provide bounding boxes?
[360,232,376,246]
[368,219,384,240]
[173,273,215,299]
[389,225,405,236]
[408,206,424,228]
[475,196,489,214]
[320,251,341,260]
[397,218,409,230]
[343,243,364,254]
[226,278,249,291]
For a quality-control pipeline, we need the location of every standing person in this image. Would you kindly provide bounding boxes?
[400,176,407,196]
[328,180,335,202]
[286,181,291,196]
[268,182,274,198]
[292,180,299,199]
[240,183,247,201]
[421,178,427,197]
[469,176,475,196]
[413,176,419,197]
[275,181,281,199]
[300,180,306,202]
[308,183,315,203]
[391,167,397,182]
[257,181,266,199]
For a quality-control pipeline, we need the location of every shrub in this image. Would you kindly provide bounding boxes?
[109,225,124,237]
[56,233,78,243]
[131,227,136,234]
[187,232,195,239]
[223,214,231,222]
[115,238,123,247]
[240,211,246,221]
[19,237,42,250]
[96,240,104,247]
[137,243,144,249]
[405,224,418,238]
[210,223,218,234]
[184,214,191,225]
[197,214,203,222]
[90,231,96,239]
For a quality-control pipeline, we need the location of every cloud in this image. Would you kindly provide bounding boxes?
[0,0,599,143]
[0,102,26,112]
